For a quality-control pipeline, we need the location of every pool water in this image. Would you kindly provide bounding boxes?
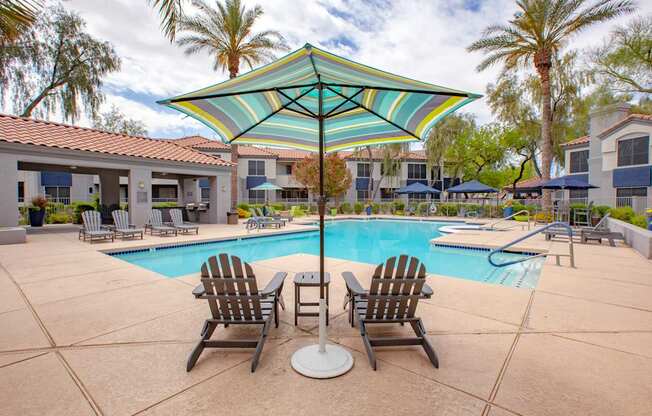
[112,219,543,288]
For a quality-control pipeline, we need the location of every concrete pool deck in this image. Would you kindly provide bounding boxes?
[0,216,651,415]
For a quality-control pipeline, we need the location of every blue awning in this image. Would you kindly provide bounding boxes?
[246,176,267,189]
[40,172,72,187]
[613,166,651,187]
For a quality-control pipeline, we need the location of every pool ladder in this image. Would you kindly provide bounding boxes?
[488,222,575,268]
[485,210,532,231]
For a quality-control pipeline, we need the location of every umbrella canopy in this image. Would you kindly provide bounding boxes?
[541,176,598,190]
[158,44,480,152]
[396,182,440,194]
[250,182,283,191]
[446,180,498,193]
[159,43,480,378]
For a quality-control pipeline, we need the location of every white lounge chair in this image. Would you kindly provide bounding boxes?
[170,208,199,234]
[111,210,144,240]
[80,210,114,243]
[146,209,178,236]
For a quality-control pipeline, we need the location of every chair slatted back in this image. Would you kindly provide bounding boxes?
[170,209,183,226]
[255,207,265,217]
[594,212,610,231]
[81,210,102,232]
[148,209,164,227]
[366,255,426,320]
[200,254,264,322]
[112,210,129,229]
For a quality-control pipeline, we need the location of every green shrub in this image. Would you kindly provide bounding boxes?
[371,203,380,214]
[631,215,647,229]
[416,202,429,216]
[610,206,635,222]
[514,215,529,222]
[593,205,610,218]
[438,203,458,216]
[72,202,95,224]
[395,210,404,216]
[153,202,178,208]
[380,202,392,214]
[237,203,250,211]
[271,203,286,211]
[569,203,588,225]
[46,212,72,224]
[339,202,352,214]
[392,199,405,212]
[237,208,251,218]
[353,202,364,214]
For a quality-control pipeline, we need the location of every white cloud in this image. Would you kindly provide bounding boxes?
[61,0,651,136]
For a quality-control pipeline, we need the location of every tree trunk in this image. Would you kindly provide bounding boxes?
[535,50,553,211]
[21,85,54,118]
[229,67,238,211]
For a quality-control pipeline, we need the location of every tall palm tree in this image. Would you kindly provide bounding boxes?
[175,0,288,212]
[468,0,634,209]
[0,0,40,43]
[149,0,183,41]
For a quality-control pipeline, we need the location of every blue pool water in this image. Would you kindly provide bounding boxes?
[112,219,543,288]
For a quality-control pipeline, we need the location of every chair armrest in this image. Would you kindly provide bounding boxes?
[341,272,366,296]
[192,284,205,298]
[421,283,433,298]
[261,272,287,296]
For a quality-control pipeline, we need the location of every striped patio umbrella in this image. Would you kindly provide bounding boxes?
[159,43,480,378]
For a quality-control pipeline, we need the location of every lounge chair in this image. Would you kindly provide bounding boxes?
[579,214,624,247]
[342,255,438,370]
[111,210,144,240]
[248,208,284,229]
[146,209,178,236]
[80,210,114,243]
[187,254,287,372]
[170,208,199,234]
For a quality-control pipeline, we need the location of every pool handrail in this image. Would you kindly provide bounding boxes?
[485,210,531,231]
[488,221,574,268]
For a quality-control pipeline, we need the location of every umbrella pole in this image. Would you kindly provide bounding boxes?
[290,75,353,379]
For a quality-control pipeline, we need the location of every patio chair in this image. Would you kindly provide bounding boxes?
[187,254,287,373]
[146,209,178,236]
[80,210,114,243]
[341,255,438,370]
[111,210,144,240]
[579,213,624,247]
[248,208,284,229]
[170,208,199,234]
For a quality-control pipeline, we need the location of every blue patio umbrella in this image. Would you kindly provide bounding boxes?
[396,182,441,194]
[446,179,498,194]
[541,176,598,190]
[158,43,480,378]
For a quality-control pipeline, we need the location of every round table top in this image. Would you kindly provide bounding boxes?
[294,272,331,285]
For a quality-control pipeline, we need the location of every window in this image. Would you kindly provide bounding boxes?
[201,188,210,201]
[17,182,24,202]
[407,163,427,179]
[88,187,94,194]
[248,189,265,202]
[569,189,588,200]
[618,136,649,167]
[356,190,369,200]
[248,160,265,176]
[357,163,370,178]
[408,193,427,201]
[569,149,589,173]
[285,164,292,175]
[44,186,70,203]
[380,188,396,200]
[278,188,308,200]
[616,187,647,198]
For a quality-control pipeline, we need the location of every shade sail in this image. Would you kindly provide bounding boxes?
[541,176,598,190]
[396,182,440,194]
[446,180,497,194]
[158,43,480,153]
[250,182,283,191]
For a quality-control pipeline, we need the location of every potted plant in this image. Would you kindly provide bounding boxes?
[646,208,652,231]
[503,200,514,218]
[365,201,372,216]
[28,195,48,227]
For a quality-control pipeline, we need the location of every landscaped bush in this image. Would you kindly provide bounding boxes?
[514,215,529,222]
[380,202,392,214]
[46,212,73,224]
[353,202,364,214]
[631,215,647,229]
[438,203,458,216]
[72,202,95,224]
[237,207,251,218]
[237,203,250,211]
[392,200,405,212]
[609,206,635,222]
[153,201,178,208]
[339,202,352,214]
[569,203,588,225]
[371,203,380,214]
[592,205,611,218]
[271,203,286,211]
[416,202,429,216]
[534,212,553,223]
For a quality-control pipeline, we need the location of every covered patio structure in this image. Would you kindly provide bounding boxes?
[0,115,232,241]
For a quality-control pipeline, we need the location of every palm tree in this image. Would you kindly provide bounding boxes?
[0,0,40,43]
[175,0,288,212]
[149,0,183,41]
[468,0,634,209]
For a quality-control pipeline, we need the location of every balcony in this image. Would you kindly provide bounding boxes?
[274,174,303,188]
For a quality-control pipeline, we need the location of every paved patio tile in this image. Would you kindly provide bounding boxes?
[527,292,652,332]
[34,280,193,345]
[338,332,516,400]
[0,351,47,368]
[0,352,94,416]
[0,268,26,314]
[537,270,652,311]
[556,332,652,358]
[62,342,268,416]
[139,338,486,416]
[0,308,51,352]
[20,266,163,305]
[6,254,132,284]
[487,406,519,415]
[494,333,652,416]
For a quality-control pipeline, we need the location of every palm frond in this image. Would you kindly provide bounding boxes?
[149,0,183,42]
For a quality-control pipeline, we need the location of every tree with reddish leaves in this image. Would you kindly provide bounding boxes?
[293,153,352,200]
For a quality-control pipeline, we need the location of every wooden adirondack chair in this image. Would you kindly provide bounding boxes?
[342,255,438,370]
[80,210,114,243]
[187,254,287,373]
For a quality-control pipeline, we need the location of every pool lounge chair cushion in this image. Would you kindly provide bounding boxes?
[187,254,287,373]
[341,255,438,370]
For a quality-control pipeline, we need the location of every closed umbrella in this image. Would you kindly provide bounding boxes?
[159,43,480,378]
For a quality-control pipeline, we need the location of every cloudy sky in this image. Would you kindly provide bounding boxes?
[61,0,649,139]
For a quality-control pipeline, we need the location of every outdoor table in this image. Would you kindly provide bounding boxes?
[294,272,330,326]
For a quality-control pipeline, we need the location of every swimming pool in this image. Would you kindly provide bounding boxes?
[111,219,544,288]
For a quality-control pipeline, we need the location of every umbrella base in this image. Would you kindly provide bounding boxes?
[291,343,354,379]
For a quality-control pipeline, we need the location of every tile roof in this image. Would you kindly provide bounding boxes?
[598,113,652,138]
[560,135,590,147]
[172,135,211,147]
[505,177,546,190]
[0,114,232,167]
[268,148,312,160]
[234,145,277,158]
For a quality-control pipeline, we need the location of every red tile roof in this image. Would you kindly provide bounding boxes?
[235,145,277,158]
[504,177,546,190]
[268,148,312,160]
[598,113,652,138]
[172,135,211,147]
[0,114,232,167]
[561,135,590,147]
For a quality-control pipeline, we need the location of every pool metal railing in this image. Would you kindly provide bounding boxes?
[488,222,575,268]
[485,210,531,231]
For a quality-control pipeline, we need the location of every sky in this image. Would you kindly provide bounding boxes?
[57,0,650,140]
